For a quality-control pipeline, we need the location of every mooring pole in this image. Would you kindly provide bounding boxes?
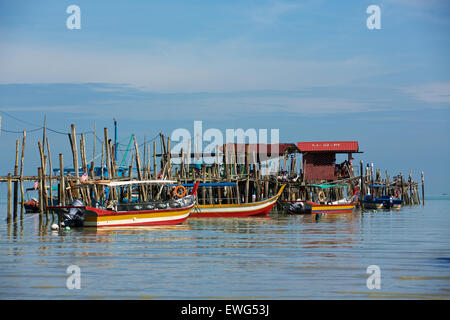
[360,160,364,210]
[421,172,425,206]
[7,173,12,222]
[114,119,118,162]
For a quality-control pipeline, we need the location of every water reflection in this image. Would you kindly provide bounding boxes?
[0,202,449,299]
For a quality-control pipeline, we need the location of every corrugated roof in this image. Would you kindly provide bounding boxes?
[297,141,359,153]
[221,143,300,155]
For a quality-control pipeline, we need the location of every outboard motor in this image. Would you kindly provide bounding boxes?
[61,199,86,227]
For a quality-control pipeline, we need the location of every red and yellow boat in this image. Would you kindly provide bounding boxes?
[49,180,200,228]
[287,184,358,214]
[189,184,286,218]
[307,200,357,214]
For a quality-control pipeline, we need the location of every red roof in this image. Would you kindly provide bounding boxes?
[297,141,359,153]
[221,143,300,155]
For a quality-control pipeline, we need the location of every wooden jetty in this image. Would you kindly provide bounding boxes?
[0,122,425,227]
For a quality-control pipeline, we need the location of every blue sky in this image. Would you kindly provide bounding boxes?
[0,0,449,193]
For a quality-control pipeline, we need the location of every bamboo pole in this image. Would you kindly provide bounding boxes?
[70,124,79,178]
[80,133,91,204]
[134,136,146,201]
[180,147,185,178]
[100,141,105,179]
[19,131,26,219]
[93,122,96,165]
[202,167,206,205]
[167,136,172,179]
[153,141,157,178]
[359,160,364,210]
[43,155,48,218]
[13,139,19,220]
[421,172,425,206]
[46,138,54,220]
[37,168,43,215]
[7,173,12,222]
[59,154,65,206]
[104,128,112,201]
[408,170,413,206]
[208,168,213,204]
[245,144,250,203]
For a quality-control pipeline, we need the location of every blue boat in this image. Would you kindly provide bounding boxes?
[363,185,404,210]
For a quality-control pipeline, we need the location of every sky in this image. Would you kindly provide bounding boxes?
[0,0,449,193]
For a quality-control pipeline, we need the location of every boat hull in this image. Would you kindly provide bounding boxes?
[190,185,285,218]
[363,198,403,210]
[307,201,357,214]
[84,205,193,227]
[363,202,385,209]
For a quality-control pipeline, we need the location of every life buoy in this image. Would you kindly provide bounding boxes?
[174,185,187,198]
[318,190,325,202]
[353,187,359,196]
[395,189,400,198]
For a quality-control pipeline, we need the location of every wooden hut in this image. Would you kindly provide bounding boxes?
[297,141,361,181]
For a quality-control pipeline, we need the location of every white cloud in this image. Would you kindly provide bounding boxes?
[249,0,301,24]
[0,40,387,93]
[404,83,450,103]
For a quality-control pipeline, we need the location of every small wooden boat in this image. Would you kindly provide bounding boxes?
[307,199,357,214]
[287,184,358,214]
[363,185,404,210]
[24,186,58,214]
[182,183,286,218]
[48,180,200,227]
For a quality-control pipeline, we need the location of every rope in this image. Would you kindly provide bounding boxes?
[0,213,39,231]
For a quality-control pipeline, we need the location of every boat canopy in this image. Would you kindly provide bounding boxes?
[308,184,347,188]
[368,184,400,188]
[94,180,178,187]
[167,182,236,187]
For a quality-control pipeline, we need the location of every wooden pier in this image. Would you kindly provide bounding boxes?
[0,123,425,226]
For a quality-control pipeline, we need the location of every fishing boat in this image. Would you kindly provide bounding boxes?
[24,186,58,214]
[288,184,358,214]
[363,184,403,210]
[48,180,200,227]
[169,183,286,217]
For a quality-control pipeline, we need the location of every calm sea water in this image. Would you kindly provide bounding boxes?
[0,197,449,300]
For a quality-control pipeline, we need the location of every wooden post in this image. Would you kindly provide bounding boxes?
[93,122,96,165]
[408,170,413,206]
[42,115,46,155]
[359,160,364,210]
[104,128,112,200]
[7,173,12,222]
[80,133,91,204]
[153,141,157,178]
[43,155,48,217]
[223,144,229,179]
[100,141,105,179]
[245,144,250,203]
[235,180,240,204]
[70,124,79,178]
[167,137,172,179]
[187,138,191,178]
[19,131,26,219]
[107,138,117,201]
[421,172,425,206]
[400,174,405,203]
[134,136,146,201]
[180,147,185,178]
[59,154,65,206]
[202,167,206,205]
[13,139,19,219]
[46,138,54,219]
[208,168,213,204]
[37,168,43,215]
